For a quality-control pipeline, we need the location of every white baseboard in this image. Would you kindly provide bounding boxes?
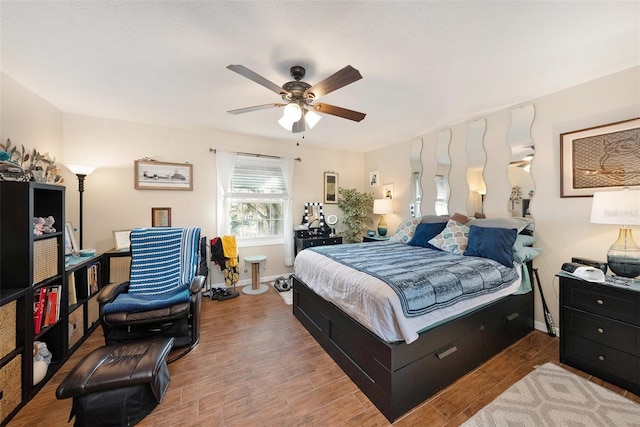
[534,320,560,337]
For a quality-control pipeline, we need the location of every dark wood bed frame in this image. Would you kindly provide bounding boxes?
[292,273,533,422]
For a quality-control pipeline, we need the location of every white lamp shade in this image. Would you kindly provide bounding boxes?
[283,103,302,121]
[64,163,98,176]
[305,109,322,129]
[373,198,393,215]
[590,188,640,225]
[278,115,294,130]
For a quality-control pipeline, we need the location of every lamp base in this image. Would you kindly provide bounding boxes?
[607,228,640,278]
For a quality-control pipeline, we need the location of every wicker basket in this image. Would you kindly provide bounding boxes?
[68,306,85,349]
[0,355,22,421]
[0,301,16,359]
[33,238,58,284]
[87,294,99,327]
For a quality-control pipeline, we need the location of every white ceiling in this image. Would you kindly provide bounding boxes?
[1,1,638,152]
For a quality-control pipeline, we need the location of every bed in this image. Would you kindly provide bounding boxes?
[292,216,537,422]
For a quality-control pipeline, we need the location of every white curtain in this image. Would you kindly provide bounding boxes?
[280,157,296,266]
[215,149,237,236]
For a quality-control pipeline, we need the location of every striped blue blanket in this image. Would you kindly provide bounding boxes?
[309,241,518,318]
[104,227,200,314]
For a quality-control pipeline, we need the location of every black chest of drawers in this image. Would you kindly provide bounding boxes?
[559,274,640,395]
[294,236,342,256]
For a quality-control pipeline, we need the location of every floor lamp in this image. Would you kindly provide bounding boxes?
[63,163,98,249]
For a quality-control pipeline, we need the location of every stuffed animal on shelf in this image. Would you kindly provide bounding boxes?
[42,216,56,233]
[33,217,44,236]
[33,341,51,385]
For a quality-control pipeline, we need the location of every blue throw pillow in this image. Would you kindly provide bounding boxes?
[464,226,518,267]
[408,222,447,249]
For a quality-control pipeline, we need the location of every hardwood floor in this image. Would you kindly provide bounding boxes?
[8,287,640,426]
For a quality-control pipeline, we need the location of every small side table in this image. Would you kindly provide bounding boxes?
[242,255,269,295]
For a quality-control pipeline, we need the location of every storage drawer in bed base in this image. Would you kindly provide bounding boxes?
[292,276,533,422]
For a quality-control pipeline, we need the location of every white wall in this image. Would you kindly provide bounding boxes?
[60,113,365,285]
[0,73,63,173]
[364,66,640,332]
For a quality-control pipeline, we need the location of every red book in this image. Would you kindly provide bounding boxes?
[34,287,46,334]
[44,287,58,327]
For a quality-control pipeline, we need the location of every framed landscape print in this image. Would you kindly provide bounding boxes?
[135,160,193,191]
[560,118,640,197]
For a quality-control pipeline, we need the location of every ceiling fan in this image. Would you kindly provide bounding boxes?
[226,64,366,133]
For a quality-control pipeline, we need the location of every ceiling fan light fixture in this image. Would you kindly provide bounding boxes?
[278,115,294,130]
[305,109,322,129]
[283,103,302,121]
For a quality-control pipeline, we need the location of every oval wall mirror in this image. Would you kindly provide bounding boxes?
[409,138,423,218]
[466,118,487,216]
[508,104,535,217]
[435,129,452,216]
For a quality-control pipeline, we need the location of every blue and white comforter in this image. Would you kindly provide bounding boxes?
[294,241,522,344]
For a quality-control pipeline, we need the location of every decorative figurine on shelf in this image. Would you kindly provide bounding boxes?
[33,217,45,236]
[42,216,56,233]
[33,341,52,385]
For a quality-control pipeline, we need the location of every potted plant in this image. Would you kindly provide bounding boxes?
[337,187,374,243]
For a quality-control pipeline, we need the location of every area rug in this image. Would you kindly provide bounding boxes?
[272,284,292,305]
[462,363,640,426]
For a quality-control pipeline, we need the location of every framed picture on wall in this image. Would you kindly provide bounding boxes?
[134,160,193,191]
[560,117,640,197]
[369,171,379,187]
[323,172,338,204]
[152,207,172,227]
[383,183,394,199]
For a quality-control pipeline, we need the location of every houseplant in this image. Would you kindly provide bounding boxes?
[337,187,374,243]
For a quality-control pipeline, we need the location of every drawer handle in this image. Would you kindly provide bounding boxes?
[597,327,604,334]
[598,355,605,362]
[505,312,519,322]
[436,345,458,360]
[596,299,604,305]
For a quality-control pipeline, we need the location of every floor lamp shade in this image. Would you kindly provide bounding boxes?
[590,188,640,278]
[373,199,393,237]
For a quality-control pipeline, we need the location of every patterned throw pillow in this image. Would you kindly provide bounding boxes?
[390,218,422,243]
[428,219,470,254]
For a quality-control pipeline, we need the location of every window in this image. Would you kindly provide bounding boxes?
[226,156,288,242]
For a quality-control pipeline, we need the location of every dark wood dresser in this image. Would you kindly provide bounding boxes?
[559,273,640,395]
[294,229,342,256]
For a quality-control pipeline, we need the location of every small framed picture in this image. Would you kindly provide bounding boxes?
[323,172,338,204]
[112,230,132,251]
[152,207,172,227]
[369,171,379,187]
[31,169,47,183]
[65,222,79,255]
[383,183,394,199]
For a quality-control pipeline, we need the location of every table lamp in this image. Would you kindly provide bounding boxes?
[590,187,640,278]
[373,199,393,237]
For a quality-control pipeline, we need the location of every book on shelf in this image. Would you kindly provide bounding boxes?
[68,272,77,305]
[43,285,61,327]
[33,287,47,334]
[88,264,99,294]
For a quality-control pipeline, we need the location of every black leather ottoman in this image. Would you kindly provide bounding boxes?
[56,338,174,427]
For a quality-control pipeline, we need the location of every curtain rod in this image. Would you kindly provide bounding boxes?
[209,148,301,162]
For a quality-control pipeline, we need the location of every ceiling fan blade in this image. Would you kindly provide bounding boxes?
[313,103,366,122]
[292,115,305,133]
[227,65,287,96]
[305,65,363,99]
[227,103,284,115]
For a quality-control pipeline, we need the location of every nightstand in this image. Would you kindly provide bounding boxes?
[559,273,640,395]
[363,235,390,242]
